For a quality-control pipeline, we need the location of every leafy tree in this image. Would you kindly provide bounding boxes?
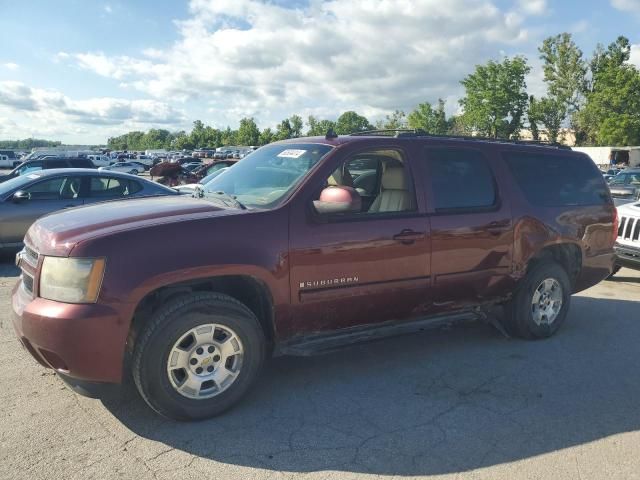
[459,56,531,139]
[0,138,62,149]
[289,115,304,138]
[172,131,194,150]
[577,61,640,145]
[306,116,336,136]
[539,33,587,112]
[259,128,275,145]
[236,117,260,146]
[529,96,566,143]
[407,100,448,134]
[590,36,631,80]
[335,111,371,134]
[527,96,540,141]
[276,119,293,140]
[376,110,407,129]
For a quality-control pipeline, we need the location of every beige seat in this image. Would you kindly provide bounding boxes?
[368,166,412,212]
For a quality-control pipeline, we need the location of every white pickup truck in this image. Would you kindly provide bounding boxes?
[612,201,640,276]
[0,154,20,169]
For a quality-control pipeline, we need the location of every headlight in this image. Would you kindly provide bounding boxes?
[39,257,106,304]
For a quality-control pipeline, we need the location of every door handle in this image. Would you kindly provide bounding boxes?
[393,229,424,244]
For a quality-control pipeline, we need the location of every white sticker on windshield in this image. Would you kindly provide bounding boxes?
[277,149,306,158]
[27,174,41,179]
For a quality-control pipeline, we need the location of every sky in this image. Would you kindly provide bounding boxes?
[1,0,640,144]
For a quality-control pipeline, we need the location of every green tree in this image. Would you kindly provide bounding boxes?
[527,96,540,141]
[577,61,640,145]
[407,100,448,134]
[172,131,194,150]
[539,33,587,112]
[335,111,371,134]
[289,115,304,138]
[189,120,207,148]
[529,96,566,143]
[376,110,407,129]
[306,116,336,136]
[276,119,293,140]
[236,117,260,146]
[259,128,275,145]
[459,56,531,139]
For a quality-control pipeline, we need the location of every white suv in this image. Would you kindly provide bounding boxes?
[612,201,640,276]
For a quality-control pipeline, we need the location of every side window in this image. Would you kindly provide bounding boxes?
[25,176,82,200]
[69,159,90,168]
[18,162,43,175]
[314,149,416,216]
[46,159,67,169]
[128,180,143,195]
[505,152,608,206]
[428,148,496,212]
[89,177,126,197]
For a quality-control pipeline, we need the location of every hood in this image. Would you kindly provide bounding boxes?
[25,195,241,256]
[617,201,640,216]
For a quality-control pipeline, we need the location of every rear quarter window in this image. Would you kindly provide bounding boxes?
[505,151,609,206]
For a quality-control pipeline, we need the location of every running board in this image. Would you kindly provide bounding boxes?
[276,311,480,357]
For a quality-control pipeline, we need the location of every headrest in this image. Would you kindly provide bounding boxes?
[382,167,407,190]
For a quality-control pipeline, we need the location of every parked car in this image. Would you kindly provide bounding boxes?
[0,157,96,183]
[87,154,112,168]
[173,167,229,194]
[192,159,237,180]
[0,150,21,168]
[0,169,177,250]
[99,162,142,175]
[182,162,204,172]
[607,168,640,202]
[12,132,616,421]
[609,200,640,278]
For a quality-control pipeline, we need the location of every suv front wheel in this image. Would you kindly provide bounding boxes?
[132,292,266,421]
[503,262,571,339]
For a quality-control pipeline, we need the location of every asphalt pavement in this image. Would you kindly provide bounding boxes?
[1,253,639,480]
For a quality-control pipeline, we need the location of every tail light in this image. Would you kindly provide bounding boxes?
[612,207,619,246]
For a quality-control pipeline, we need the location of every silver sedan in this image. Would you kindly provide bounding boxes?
[0,168,177,250]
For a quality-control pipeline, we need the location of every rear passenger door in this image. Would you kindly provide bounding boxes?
[421,146,514,309]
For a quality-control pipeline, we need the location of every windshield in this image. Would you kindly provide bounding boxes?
[202,143,333,208]
[200,168,228,186]
[0,172,42,197]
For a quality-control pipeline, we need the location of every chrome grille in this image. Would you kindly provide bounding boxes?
[618,216,640,243]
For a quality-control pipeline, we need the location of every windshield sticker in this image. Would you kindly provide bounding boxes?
[27,174,41,179]
[277,149,306,158]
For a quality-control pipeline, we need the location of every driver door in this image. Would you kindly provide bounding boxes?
[0,176,84,245]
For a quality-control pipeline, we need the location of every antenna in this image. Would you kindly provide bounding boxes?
[325,128,338,140]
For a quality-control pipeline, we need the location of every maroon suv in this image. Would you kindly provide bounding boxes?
[11,131,617,420]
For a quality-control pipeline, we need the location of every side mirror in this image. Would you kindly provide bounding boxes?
[12,190,30,203]
[313,186,361,215]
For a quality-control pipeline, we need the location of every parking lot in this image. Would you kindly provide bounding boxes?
[1,253,639,480]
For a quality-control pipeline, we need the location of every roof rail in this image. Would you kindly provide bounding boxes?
[348,129,572,149]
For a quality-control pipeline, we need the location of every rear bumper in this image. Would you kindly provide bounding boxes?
[11,280,128,385]
[615,243,640,269]
[573,251,617,293]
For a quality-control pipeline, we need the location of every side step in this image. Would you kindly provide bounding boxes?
[276,311,480,357]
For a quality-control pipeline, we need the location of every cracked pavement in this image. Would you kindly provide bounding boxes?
[1,255,640,480]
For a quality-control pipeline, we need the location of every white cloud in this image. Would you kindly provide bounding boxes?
[104,4,113,14]
[61,0,533,126]
[0,81,186,127]
[611,0,640,13]
[2,62,19,71]
[518,0,547,15]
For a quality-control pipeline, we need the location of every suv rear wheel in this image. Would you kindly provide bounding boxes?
[132,292,266,421]
[502,262,571,339]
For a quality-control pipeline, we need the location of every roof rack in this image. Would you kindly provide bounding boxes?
[348,129,572,150]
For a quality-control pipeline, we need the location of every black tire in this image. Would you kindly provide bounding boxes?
[502,261,572,339]
[607,265,621,279]
[132,292,266,421]
[130,169,139,175]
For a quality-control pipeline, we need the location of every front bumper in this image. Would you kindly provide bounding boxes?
[615,243,640,269]
[11,279,127,386]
